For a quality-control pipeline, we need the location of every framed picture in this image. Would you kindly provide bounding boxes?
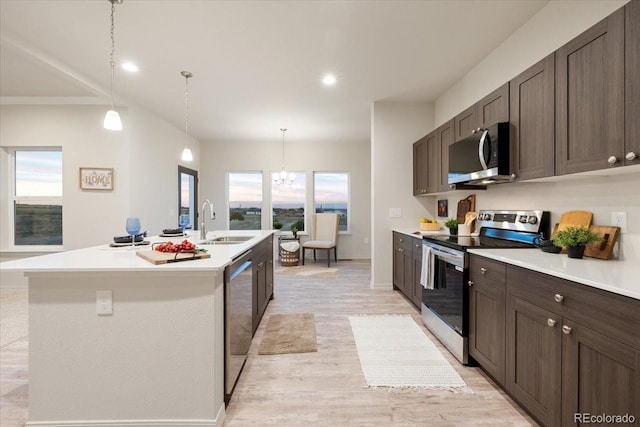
[79,167,114,190]
[437,199,448,217]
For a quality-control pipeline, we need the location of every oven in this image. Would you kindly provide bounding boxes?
[421,241,469,364]
[419,209,550,366]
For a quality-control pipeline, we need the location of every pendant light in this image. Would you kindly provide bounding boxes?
[103,0,123,131]
[180,71,194,162]
[274,128,295,185]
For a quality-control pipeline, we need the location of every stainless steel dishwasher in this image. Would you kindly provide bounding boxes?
[224,249,253,404]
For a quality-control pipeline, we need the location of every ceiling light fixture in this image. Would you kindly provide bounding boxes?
[322,73,337,86]
[274,128,295,186]
[103,0,123,131]
[121,62,139,73]
[180,71,194,162]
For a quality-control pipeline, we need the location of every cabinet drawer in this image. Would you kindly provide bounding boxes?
[507,265,640,349]
[469,255,506,290]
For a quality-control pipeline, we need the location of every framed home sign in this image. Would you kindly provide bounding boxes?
[79,167,114,190]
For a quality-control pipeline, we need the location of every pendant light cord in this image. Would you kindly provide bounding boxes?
[281,128,287,167]
[185,75,190,137]
[109,0,116,109]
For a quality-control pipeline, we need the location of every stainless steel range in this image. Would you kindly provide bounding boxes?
[420,209,550,364]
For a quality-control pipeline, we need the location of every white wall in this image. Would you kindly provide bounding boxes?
[0,104,200,287]
[199,138,371,260]
[371,101,434,288]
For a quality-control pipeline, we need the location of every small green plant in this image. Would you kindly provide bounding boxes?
[551,226,600,248]
[444,218,459,229]
[273,220,283,229]
[291,227,299,237]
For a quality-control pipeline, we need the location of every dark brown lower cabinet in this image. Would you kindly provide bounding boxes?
[253,235,274,334]
[506,294,562,426]
[469,255,506,386]
[561,320,640,426]
[392,232,422,310]
[469,257,640,426]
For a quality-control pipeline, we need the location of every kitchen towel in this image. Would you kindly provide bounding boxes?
[420,245,435,290]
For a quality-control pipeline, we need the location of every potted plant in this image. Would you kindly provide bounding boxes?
[291,227,299,238]
[551,226,601,259]
[273,220,283,230]
[444,218,460,236]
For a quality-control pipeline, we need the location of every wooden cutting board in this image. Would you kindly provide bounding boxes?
[136,250,210,265]
[555,210,593,233]
[456,194,476,224]
[584,225,621,260]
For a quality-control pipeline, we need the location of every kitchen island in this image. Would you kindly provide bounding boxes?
[0,230,274,427]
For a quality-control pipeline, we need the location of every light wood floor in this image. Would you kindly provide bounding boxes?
[0,261,537,427]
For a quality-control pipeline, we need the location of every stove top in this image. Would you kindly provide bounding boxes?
[423,209,550,252]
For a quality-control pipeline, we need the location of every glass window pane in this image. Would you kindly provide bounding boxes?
[228,172,262,230]
[14,201,63,245]
[271,172,305,232]
[179,172,195,229]
[314,173,349,232]
[15,151,63,197]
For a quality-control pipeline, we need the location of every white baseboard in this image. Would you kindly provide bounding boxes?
[25,410,225,427]
[370,280,393,290]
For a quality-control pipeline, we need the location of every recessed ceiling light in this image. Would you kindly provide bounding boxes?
[322,74,337,86]
[121,62,139,73]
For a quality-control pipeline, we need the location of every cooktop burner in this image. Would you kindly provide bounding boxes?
[423,209,551,252]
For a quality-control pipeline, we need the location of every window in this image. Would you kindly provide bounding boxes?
[271,172,305,231]
[228,172,263,230]
[12,148,63,246]
[313,172,349,232]
[178,166,198,230]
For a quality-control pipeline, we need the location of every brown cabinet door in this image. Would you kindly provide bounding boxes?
[510,54,555,180]
[411,238,423,309]
[413,137,427,195]
[437,119,455,192]
[454,104,478,142]
[469,256,506,385]
[477,83,509,128]
[556,8,625,174]
[413,131,438,195]
[392,233,407,293]
[561,319,640,426]
[506,295,562,426]
[626,0,640,166]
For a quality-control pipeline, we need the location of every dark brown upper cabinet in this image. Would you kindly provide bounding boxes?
[555,8,624,175]
[437,119,455,192]
[509,54,555,181]
[453,104,478,142]
[626,0,640,166]
[477,83,509,128]
[413,130,439,195]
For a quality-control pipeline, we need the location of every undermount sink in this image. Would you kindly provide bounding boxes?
[200,235,253,245]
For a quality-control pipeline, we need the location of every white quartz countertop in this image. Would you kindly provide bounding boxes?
[393,228,447,238]
[467,248,640,301]
[0,230,275,274]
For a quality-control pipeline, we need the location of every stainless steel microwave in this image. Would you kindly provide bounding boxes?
[448,122,511,185]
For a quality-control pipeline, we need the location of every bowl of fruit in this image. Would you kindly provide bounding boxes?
[420,218,440,231]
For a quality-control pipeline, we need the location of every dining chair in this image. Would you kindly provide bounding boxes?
[301,213,339,267]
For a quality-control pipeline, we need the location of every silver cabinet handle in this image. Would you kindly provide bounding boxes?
[480,267,487,274]
[399,238,403,242]
[416,244,421,248]
[626,152,638,161]
[547,319,557,327]
[554,294,564,303]
[608,156,618,164]
[562,325,572,335]
[468,280,474,286]
[398,248,404,253]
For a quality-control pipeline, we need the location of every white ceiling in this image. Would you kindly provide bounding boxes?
[0,0,547,144]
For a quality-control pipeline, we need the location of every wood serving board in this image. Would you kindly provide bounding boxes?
[136,250,210,265]
[556,210,593,232]
[456,194,476,224]
[584,225,620,260]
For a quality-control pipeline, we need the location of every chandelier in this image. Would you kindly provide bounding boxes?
[274,128,295,185]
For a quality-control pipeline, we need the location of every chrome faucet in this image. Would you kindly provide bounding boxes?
[200,199,216,240]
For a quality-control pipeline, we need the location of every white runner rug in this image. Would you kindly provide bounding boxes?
[348,315,471,392]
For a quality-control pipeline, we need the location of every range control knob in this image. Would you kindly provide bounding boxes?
[485,214,492,221]
[528,216,538,225]
[518,215,528,223]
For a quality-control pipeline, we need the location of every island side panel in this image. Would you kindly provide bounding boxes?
[27,271,225,425]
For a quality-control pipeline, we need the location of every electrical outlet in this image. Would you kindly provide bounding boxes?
[96,290,113,315]
[611,212,627,233]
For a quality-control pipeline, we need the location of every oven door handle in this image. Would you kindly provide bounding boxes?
[429,247,464,266]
